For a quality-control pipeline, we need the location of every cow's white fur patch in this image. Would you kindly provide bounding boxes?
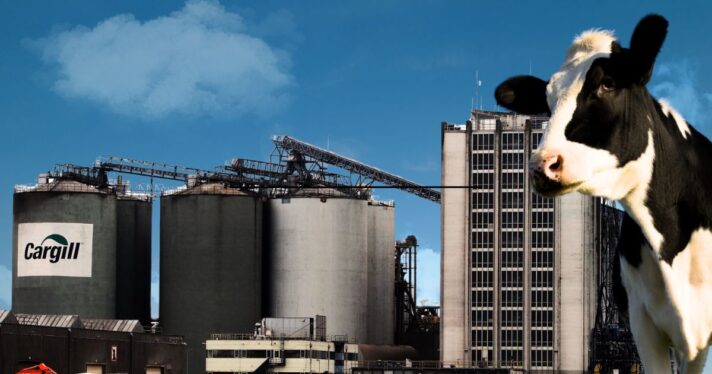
[659,99,691,139]
[622,229,712,363]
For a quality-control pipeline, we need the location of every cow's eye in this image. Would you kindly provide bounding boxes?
[600,77,616,92]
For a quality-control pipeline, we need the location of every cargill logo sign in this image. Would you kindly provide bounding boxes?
[17,223,93,278]
[24,234,82,263]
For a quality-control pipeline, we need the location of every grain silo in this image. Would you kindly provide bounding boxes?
[12,177,117,318]
[266,192,369,343]
[115,189,152,325]
[160,183,262,374]
[366,201,396,345]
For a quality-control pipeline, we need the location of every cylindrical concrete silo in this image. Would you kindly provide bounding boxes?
[13,179,117,318]
[115,193,152,325]
[366,201,396,345]
[267,195,369,343]
[160,183,262,374]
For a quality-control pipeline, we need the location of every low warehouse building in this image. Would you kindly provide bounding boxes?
[0,310,186,374]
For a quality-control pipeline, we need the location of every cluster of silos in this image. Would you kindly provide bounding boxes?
[159,183,262,374]
[159,185,396,373]
[12,177,152,324]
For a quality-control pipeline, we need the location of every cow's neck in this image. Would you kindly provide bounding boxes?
[621,98,712,264]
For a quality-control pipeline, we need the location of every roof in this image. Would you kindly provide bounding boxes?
[82,319,144,333]
[15,313,83,328]
[0,309,17,324]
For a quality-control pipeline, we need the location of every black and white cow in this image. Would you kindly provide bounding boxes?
[495,15,712,373]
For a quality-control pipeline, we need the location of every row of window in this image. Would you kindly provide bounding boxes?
[472,290,554,308]
[473,191,554,209]
[470,348,553,369]
[472,213,554,231]
[471,270,554,287]
[470,328,554,347]
[472,249,554,268]
[207,349,357,361]
[472,132,545,152]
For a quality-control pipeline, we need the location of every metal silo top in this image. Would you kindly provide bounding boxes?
[162,182,255,196]
[14,180,108,194]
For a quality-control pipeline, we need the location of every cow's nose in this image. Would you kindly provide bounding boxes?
[541,153,563,181]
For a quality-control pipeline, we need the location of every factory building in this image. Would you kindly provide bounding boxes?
[12,176,152,324]
[0,310,186,373]
[440,110,598,371]
[205,317,416,374]
[11,136,435,373]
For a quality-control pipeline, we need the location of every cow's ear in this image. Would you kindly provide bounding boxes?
[629,14,668,85]
[495,75,549,115]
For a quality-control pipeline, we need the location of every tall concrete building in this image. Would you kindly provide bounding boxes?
[440,110,598,371]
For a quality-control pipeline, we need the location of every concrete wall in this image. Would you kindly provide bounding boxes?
[440,127,469,365]
[556,192,596,371]
[13,191,117,318]
[266,197,369,343]
[366,203,396,345]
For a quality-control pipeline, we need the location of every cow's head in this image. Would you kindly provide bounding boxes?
[495,15,668,200]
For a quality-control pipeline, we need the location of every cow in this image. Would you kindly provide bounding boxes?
[494,15,712,374]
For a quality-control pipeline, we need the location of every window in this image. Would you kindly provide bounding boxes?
[501,290,522,307]
[472,310,493,327]
[472,270,494,288]
[501,231,523,249]
[502,192,523,209]
[501,270,523,288]
[473,153,494,170]
[472,349,494,366]
[532,330,553,347]
[532,270,553,287]
[532,290,554,307]
[532,211,554,228]
[531,349,554,367]
[501,172,524,189]
[532,132,544,150]
[472,231,494,249]
[501,152,524,169]
[531,192,554,209]
[501,251,523,268]
[501,310,523,327]
[473,173,494,189]
[501,349,523,367]
[472,251,494,268]
[500,329,523,347]
[474,134,495,150]
[473,192,494,209]
[473,212,494,229]
[502,133,524,150]
[531,310,554,327]
[532,250,553,268]
[472,290,493,307]
[501,211,523,228]
[472,329,493,346]
[532,231,553,248]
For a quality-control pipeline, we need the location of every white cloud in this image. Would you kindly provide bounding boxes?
[416,248,440,306]
[34,0,293,120]
[0,265,11,310]
[650,61,712,132]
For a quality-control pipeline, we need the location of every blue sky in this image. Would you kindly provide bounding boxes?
[1,0,712,362]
